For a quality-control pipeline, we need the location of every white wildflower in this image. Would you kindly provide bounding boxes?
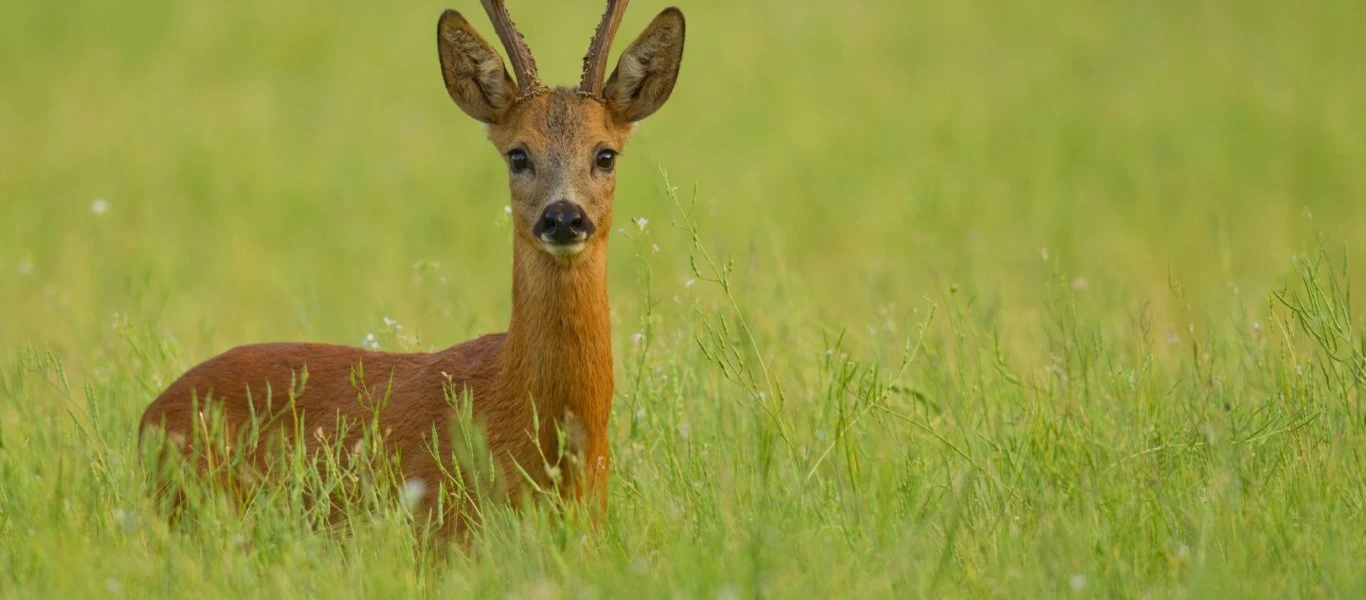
[524,579,560,600]
[630,556,649,574]
[400,478,426,510]
[110,508,137,533]
[684,279,696,289]
[632,217,649,231]
[503,205,512,215]
[90,197,109,215]
[1069,574,1087,591]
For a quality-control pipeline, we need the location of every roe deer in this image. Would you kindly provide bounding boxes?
[139,0,686,540]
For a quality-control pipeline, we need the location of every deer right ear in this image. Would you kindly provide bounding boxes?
[437,10,517,124]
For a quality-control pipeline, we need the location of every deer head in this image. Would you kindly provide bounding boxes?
[436,1,686,262]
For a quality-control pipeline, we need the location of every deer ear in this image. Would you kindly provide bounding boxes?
[603,8,685,123]
[437,10,517,124]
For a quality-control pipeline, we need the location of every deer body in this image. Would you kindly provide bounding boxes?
[139,1,685,539]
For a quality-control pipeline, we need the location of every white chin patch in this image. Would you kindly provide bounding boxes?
[541,241,587,256]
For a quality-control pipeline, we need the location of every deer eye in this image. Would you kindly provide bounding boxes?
[595,149,617,172]
[508,149,531,174]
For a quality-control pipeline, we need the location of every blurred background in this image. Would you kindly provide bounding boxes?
[3,1,1366,595]
[2,0,1364,373]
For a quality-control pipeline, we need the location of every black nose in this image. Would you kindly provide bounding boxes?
[533,200,595,244]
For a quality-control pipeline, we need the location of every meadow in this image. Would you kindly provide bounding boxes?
[3,0,1366,597]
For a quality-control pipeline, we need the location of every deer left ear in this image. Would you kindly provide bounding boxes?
[603,8,685,123]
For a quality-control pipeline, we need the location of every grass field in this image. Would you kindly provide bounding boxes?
[3,0,1366,597]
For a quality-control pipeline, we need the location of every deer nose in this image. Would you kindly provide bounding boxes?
[534,200,595,244]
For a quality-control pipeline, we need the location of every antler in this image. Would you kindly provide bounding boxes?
[578,0,630,97]
[480,0,543,96]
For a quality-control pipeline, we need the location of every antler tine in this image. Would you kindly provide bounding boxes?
[480,0,543,96]
[578,0,630,97]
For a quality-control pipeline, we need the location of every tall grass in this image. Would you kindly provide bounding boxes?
[3,0,1365,597]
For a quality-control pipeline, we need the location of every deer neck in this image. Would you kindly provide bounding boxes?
[499,238,614,441]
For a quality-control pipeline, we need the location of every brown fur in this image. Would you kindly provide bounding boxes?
[604,8,686,123]
[437,10,519,123]
[139,6,686,542]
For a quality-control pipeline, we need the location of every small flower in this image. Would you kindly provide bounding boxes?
[524,579,560,600]
[362,333,380,350]
[632,217,649,231]
[1251,321,1263,336]
[400,478,427,510]
[684,279,696,289]
[1175,544,1191,560]
[110,508,137,533]
[631,331,644,345]
[382,316,401,331]
[90,197,109,215]
[630,556,649,574]
[1039,247,1050,260]
[1069,574,1087,591]
[651,243,660,254]
[503,205,512,215]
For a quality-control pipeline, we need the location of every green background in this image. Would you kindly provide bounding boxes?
[2,0,1364,597]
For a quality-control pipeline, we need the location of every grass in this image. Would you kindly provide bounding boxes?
[3,0,1366,597]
